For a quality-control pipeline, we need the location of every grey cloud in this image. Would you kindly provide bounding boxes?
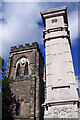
[0,2,78,60]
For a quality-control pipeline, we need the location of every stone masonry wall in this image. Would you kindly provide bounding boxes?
[6,42,44,120]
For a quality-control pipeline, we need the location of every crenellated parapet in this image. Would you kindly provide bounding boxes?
[10,42,44,62]
[11,42,39,53]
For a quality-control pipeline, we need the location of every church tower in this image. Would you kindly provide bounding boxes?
[41,6,79,118]
[6,42,44,120]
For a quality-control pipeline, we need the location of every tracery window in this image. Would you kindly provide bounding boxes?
[16,57,29,77]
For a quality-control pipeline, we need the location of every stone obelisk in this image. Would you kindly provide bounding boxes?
[41,6,79,118]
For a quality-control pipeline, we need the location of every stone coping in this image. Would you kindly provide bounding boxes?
[42,100,79,107]
[40,6,68,28]
[40,6,67,15]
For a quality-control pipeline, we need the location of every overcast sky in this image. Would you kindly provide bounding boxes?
[0,2,79,78]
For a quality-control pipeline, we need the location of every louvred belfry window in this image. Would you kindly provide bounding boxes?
[24,62,28,75]
[16,63,20,76]
[16,57,29,77]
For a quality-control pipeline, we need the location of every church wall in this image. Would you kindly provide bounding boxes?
[5,43,44,120]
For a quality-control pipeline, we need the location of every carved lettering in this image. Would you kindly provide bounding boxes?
[52,19,57,23]
[52,106,73,118]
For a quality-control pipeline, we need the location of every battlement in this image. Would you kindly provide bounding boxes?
[10,42,39,53]
[10,42,44,62]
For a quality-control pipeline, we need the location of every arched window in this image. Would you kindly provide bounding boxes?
[16,63,20,76]
[16,57,29,77]
[24,62,28,75]
[20,99,24,116]
[16,101,20,116]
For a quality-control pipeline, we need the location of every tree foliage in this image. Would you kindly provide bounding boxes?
[1,57,16,120]
[0,57,5,78]
[2,77,15,120]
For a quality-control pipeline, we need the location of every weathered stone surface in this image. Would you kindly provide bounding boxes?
[6,42,45,120]
[41,6,79,118]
